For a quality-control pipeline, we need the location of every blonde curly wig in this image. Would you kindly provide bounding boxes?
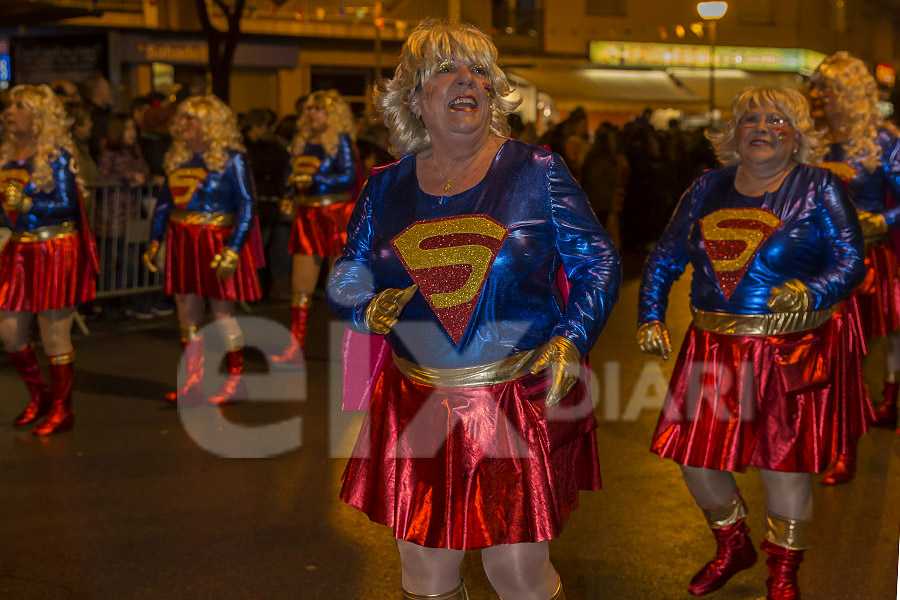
[375,19,520,157]
[810,52,882,172]
[164,95,245,175]
[0,84,84,195]
[289,89,355,159]
[707,86,825,167]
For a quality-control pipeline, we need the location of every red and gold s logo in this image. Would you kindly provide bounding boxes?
[701,208,781,299]
[0,168,31,227]
[169,167,208,207]
[392,215,509,344]
[820,161,857,184]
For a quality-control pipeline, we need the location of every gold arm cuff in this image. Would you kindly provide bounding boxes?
[291,293,311,307]
[180,326,201,342]
[49,351,75,365]
[401,580,468,600]
[690,305,837,336]
[701,491,748,529]
[765,510,811,550]
[393,349,542,388]
[224,333,244,352]
[293,192,352,208]
[10,222,77,243]
[170,210,236,227]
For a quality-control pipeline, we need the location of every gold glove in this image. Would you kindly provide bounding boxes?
[279,197,294,217]
[529,336,582,407]
[636,320,672,360]
[364,284,418,335]
[3,182,31,213]
[857,210,888,238]
[210,247,240,280]
[142,240,160,273]
[767,279,810,313]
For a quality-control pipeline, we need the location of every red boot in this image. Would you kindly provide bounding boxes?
[269,294,309,368]
[688,492,757,596]
[7,344,51,427]
[33,351,75,436]
[873,381,898,427]
[761,540,804,600]
[820,450,856,485]
[165,328,204,405]
[207,348,248,405]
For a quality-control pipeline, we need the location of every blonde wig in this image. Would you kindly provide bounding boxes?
[289,90,355,159]
[375,19,521,157]
[0,84,84,195]
[810,52,882,172]
[164,95,245,175]
[707,86,825,167]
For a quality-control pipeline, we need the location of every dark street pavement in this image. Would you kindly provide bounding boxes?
[1,261,898,599]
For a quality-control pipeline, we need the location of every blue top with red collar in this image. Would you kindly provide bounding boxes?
[284,133,359,197]
[822,128,900,229]
[0,150,81,231]
[639,164,865,324]
[149,150,257,251]
[327,139,622,369]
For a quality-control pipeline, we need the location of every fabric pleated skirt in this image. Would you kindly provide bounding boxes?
[651,303,872,473]
[288,201,355,257]
[0,233,96,312]
[165,221,262,301]
[340,358,602,550]
[852,242,900,338]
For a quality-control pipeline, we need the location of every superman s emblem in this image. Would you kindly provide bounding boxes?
[820,161,857,184]
[392,215,509,345]
[700,208,782,299]
[169,167,208,207]
[0,168,31,227]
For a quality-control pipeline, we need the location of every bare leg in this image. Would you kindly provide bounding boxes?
[886,331,900,375]
[36,308,76,356]
[680,464,738,508]
[760,469,813,521]
[481,541,560,600]
[208,298,239,341]
[291,254,324,297]
[0,310,33,352]
[396,539,465,596]
[175,293,206,329]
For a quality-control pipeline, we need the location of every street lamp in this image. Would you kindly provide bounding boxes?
[697,2,728,119]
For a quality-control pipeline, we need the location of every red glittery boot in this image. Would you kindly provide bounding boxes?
[688,491,757,596]
[820,448,856,485]
[761,510,809,600]
[33,351,75,436]
[873,381,898,428]
[8,344,51,427]
[208,346,248,405]
[270,294,309,368]
[165,327,204,405]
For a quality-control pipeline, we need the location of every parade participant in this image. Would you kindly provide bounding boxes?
[142,95,262,405]
[809,52,900,484]
[637,87,867,599]
[328,20,621,600]
[0,84,99,435]
[271,89,361,366]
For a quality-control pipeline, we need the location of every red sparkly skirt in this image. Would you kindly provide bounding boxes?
[340,357,602,550]
[0,231,96,312]
[651,304,872,473]
[165,221,262,301]
[851,242,900,338]
[288,201,355,257]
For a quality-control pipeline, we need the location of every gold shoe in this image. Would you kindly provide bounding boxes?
[401,580,468,599]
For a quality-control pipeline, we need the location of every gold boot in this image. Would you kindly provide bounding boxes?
[401,580,468,600]
[549,578,566,599]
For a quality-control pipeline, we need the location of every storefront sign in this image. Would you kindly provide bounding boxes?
[120,34,298,68]
[589,41,826,74]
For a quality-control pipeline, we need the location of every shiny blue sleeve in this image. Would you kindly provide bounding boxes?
[314,134,357,191]
[327,180,377,332]
[547,154,622,356]
[638,180,699,324]
[805,173,866,308]
[224,153,257,251]
[30,152,79,220]
[149,176,172,243]
[881,138,900,229]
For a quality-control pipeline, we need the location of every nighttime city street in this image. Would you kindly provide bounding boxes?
[1,268,897,599]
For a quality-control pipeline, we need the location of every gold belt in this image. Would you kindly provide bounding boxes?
[691,305,837,336]
[293,192,353,208]
[392,349,541,387]
[866,235,890,249]
[169,210,235,227]
[10,222,77,243]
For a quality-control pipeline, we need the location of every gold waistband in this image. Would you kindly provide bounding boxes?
[10,222,77,243]
[866,235,890,249]
[170,210,235,227]
[392,349,541,387]
[293,192,353,208]
[691,305,837,336]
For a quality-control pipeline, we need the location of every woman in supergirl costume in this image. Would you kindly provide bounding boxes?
[143,95,263,405]
[0,84,99,436]
[637,87,868,599]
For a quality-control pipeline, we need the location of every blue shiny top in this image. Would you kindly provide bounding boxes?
[327,139,622,369]
[0,150,81,231]
[639,164,865,323]
[823,128,900,229]
[284,133,358,196]
[150,150,257,251]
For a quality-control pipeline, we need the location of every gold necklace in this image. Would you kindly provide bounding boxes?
[431,151,481,192]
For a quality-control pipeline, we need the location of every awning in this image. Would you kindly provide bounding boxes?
[0,0,103,25]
